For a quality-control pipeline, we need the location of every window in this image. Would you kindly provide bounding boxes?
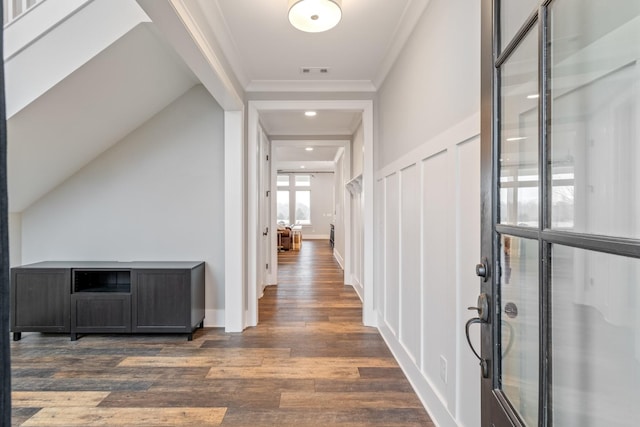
[277,191,290,224]
[295,175,311,187]
[277,174,312,225]
[295,190,311,225]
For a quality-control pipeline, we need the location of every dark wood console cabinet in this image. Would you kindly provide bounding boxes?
[11,261,205,341]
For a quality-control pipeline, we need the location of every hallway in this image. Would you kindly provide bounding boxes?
[10,240,433,426]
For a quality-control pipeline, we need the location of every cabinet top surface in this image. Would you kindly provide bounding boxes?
[13,261,204,270]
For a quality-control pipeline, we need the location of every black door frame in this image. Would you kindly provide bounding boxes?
[481,0,640,425]
[1,3,12,425]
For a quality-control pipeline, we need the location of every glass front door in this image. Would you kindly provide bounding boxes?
[477,0,640,425]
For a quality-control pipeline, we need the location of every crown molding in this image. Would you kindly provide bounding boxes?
[245,79,376,93]
[201,0,250,88]
[373,0,431,89]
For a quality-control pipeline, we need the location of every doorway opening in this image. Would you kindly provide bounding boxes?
[247,100,375,329]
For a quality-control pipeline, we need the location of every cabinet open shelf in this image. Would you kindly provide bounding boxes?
[73,270,131,293]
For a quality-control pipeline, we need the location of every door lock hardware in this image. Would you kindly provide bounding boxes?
[476,257,489,281]
[465,293,490,378]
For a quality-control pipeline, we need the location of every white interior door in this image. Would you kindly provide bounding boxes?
[258,128,272,293]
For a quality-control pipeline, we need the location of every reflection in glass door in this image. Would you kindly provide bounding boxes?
[479,0,640,425]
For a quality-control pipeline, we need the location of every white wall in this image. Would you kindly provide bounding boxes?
[375,0,481,426]
[350,121,365,296]
[377,0,481,169]
[20,85,226,326]
[306,172,334,239]
[9,213,22,267]
[352,120,364,178]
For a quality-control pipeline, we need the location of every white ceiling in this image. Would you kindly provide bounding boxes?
[260,110,361,136]
[195,0,430,92]
[274,144,342,172]
[194,0,428,163]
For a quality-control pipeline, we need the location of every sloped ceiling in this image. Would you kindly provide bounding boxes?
[8,23,197,212]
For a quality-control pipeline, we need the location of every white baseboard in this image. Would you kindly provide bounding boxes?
[351,274,364,302]
[304,234,330,240]
[377,313,457,427]
[203,309,225,327]
[333,249,345,269]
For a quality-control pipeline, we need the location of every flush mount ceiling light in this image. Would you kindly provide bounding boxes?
[288,0,342,33]
[304,111,317,117]
[305,147,314,151]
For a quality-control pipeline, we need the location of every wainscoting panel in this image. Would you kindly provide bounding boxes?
[384,172,400,337]
[400,164,421,363]
[454,135,481,426]
[375,178,386,315]
[375,113,480,427]
[422,149,454,399]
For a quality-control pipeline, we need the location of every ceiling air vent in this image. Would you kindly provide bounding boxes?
[300,67,330,75]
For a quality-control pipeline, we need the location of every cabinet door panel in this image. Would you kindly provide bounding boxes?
[71,294,131,333]
[11,269,70,332]
[133,270,189,332]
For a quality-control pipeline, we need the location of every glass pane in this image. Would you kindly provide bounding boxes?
[549,1,640,239]
[295,175,311,187]
[500,235,538,426]
[295,190,310,225]
[500,0,539,52]
[277,175,290,187]
[277,190,290,224]
[500,27,539,227]
[552,245,640,426]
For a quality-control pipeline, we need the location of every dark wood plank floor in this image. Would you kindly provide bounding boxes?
[10,240,433,426]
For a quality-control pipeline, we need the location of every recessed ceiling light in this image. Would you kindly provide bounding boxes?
[527,94,539,99]
[300,165,306,169]
[506,137,527,142]
[305,111,317,117]
[305,147,314,151]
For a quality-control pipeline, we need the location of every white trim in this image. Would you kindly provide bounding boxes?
[247,110,259,328]
[203,309,225,327]
[269,138,279,286]
[378,314,457,427]
[271,138,350,285]
[333,249,345,270]
[249,99,374,327]
[201,0,250,88]
[4,0,94,60]
[361,100,376,327]
[376,113,480,180]
[224,110,245,332]
[136,0,243,110]
[351,274,364,302]
[304,235,330,240]
[246,79,376,93]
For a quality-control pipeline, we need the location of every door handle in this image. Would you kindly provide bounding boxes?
[263,227,269,236]
[465,293,489,378]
